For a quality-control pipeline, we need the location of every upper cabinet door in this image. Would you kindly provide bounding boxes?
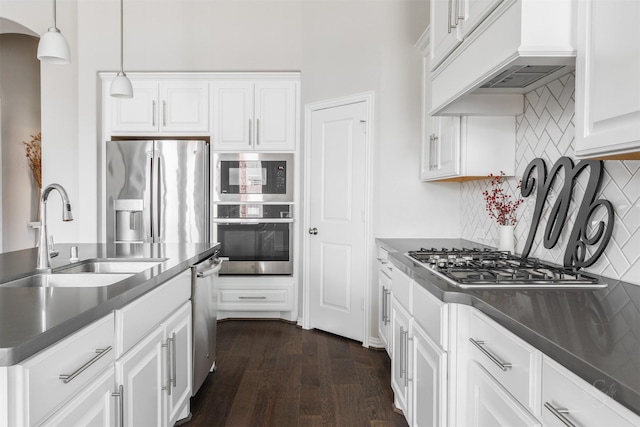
[430,0,463,70]
[111,80,209,136]
[160,82,209,134]
[111,81,159,134]
[254,81,297,151]
[212,81,298,152]
[575,0,640,159]
[211,82,254,150]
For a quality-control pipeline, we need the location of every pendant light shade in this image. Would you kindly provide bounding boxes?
[37,0,70,64]
[110,0,133,98]
[111,72,133,98]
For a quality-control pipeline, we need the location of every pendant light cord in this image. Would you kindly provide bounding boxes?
[119,0,125,74]
[52,0,57,28]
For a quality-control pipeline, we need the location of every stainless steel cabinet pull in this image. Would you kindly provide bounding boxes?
[162,338,172,395]
[239,296,267,300]
[170,332,177,388]
[156,157,162,239]
[309,227,318,235]
[399,326,405,379]
[249,119,253,145]
[256,119,260,145]
[455,0,464,25]
[152,101,156,127]
[448,0,453,33]
[469,338,512,371]
[112,384,124,427]
[544,402,576,427]
[162,100,167,126]
[59,346,112,384]
[382,287,388,324]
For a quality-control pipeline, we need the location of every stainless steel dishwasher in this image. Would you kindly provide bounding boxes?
[191,251,224,396]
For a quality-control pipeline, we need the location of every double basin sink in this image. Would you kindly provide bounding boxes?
[0,259,166,288]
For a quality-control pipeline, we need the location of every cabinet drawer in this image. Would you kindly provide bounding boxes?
[20,314,115,425]
[467,310,541,415]
[115,270,190,357]
[391,268,412,312]
[218,285,293,311]
[542,357,639,427]
[411,283,448,350]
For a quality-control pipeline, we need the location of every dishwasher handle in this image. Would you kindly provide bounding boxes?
[196,257,227,278]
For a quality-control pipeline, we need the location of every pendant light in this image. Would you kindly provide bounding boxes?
[37,0,71,64]
[110,0,133,98]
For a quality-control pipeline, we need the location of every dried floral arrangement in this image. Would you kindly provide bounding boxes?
[23,132,42,189]
[482,171,524,226]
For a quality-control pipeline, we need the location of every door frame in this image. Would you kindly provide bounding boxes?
[301,91,375,347]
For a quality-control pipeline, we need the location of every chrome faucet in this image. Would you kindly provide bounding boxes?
[37,183,73,270]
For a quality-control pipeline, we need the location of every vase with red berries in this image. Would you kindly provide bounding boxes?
[482,171,524,254]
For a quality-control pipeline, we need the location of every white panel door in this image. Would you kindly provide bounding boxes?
[164,303,192,427]
[412,323,447,427]
[308,101,367,342]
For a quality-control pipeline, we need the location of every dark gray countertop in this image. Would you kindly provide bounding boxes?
[0,242,219,366]
[377,238,640,416]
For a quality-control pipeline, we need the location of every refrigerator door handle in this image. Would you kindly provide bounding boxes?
[148,153,155,240]
[156,155,162,240]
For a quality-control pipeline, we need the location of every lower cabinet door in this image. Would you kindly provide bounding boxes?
[116,326,165,427]
[390,298,411,421]
[412,324,447,427]
[466,361,541,427]
[41,367,116,427]
[164,302,193,426]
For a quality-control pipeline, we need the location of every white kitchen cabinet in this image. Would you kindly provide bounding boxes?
[163,303,192,427]
[411,322,447,427]
[391,297,412,422]
[212,80,298,152]
[421,116,515,181]
[542,357,640,427]
[41,366,116,427]
[430,0,462,71]
[466,361,541,427]
[428,0,574,114]
[115,326,165,427]
[217,281,294,312]
[111,80,209,135]
[378,265,392,353]
[3,314,115,426]
[575,0,640,159]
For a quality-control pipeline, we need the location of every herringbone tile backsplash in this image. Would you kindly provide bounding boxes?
[461,72,640,285]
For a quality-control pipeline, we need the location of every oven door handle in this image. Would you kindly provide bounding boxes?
[196,257,228,278]
[212,218,294,224]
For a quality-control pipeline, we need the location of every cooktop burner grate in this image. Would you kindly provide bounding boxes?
[405,247,604,289]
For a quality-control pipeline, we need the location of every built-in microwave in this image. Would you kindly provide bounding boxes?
[213,153,293,203]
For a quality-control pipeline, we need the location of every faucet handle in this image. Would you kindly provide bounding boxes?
[49,236,59,258]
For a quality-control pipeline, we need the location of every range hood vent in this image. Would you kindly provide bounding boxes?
[479,65,566,89]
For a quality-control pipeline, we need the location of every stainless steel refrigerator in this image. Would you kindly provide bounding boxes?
[106,140,209,244]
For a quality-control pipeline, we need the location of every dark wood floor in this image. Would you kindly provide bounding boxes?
[185,320,408,427]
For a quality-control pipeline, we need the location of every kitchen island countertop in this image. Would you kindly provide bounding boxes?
[0,242,218,366]
[377,237,640,416]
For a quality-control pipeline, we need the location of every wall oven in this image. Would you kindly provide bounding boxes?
[213,153,293,203]
[213,204,293,275]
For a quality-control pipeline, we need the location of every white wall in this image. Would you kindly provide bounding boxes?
[0,33,41,251]
[1,0,460,250]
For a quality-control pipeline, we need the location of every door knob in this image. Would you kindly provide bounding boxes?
[309,227,318,235]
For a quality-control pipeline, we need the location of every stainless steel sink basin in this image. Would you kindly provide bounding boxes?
[54,258,166,274]
[0,273,134,288]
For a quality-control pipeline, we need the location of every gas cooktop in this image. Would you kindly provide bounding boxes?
[406,248,606,289]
